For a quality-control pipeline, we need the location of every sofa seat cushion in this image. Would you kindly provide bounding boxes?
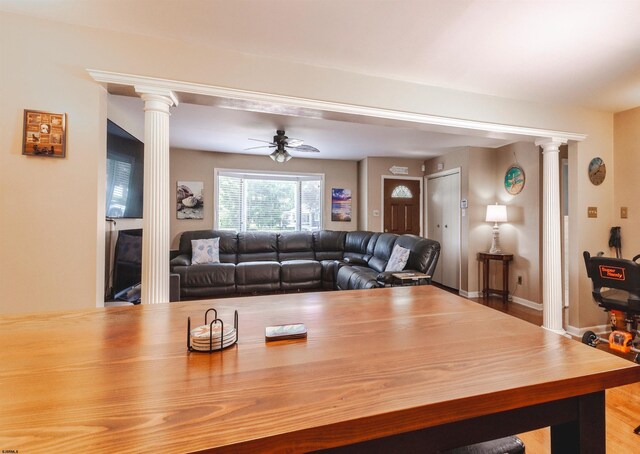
[336,265,380,290]
[174,263,235,288]
[235,261,281,293]
[281,260,322,290]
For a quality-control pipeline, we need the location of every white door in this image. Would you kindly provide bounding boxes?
[427,176,444,283]
[427,171,460,289]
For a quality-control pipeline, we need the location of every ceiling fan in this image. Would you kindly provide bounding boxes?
[245,130,320,163]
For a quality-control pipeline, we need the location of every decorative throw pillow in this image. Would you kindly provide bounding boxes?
[191,238,220,265]
[385,245,410,272]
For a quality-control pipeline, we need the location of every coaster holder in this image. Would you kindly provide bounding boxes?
[187,308,238,353]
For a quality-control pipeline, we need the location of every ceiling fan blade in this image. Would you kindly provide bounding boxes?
[244,145,276,151]
[292,144,320,153]
[248,138,276,145]
[283,138,304,147]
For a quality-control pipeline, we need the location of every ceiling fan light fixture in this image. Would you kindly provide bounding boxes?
[269,149,292,163]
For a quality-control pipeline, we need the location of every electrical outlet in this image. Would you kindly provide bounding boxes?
[517,275,523,285]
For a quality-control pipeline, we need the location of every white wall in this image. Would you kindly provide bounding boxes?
[614,107,640,256]
[0,11,617,325]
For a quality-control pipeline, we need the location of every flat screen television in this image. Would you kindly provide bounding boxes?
[106,120,144,219]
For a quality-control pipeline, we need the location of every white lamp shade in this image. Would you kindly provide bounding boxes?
[485,204,507,223]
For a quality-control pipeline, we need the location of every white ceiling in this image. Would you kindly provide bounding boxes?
[5,0,640,160]
[110,95,515,160]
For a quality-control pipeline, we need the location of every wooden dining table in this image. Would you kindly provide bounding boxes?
[1,285,638,453]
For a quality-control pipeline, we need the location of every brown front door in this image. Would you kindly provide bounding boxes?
[383,179,421,235]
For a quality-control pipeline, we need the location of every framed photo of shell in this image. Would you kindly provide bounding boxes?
[504,164,525,195]
[177,181,204,219]
[22,109,66,158]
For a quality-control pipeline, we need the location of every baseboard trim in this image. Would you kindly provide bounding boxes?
[510,296,543,311]
[458,290,481,299]
[566,324,610,338]
[460,290,542,311]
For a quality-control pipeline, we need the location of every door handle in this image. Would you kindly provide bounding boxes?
[437,224,440,228]
[445,225,448,228]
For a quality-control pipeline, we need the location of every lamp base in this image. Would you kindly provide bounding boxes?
[489,223,502,254]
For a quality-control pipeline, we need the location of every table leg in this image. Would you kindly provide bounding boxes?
[550,391,605,454]
[502,260,509,304]
[482,259,489,300]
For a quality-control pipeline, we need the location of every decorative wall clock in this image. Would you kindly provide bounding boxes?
[588,157,606,185]
[504,164,525,195]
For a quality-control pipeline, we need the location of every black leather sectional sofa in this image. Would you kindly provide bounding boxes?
[170,230,440,299]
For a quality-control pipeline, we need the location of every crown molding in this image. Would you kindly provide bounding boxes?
[88,69,587,143]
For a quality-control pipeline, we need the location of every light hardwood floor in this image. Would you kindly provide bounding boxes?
[465,293,640,453]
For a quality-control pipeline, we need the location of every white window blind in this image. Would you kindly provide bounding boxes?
[217,171,323,232]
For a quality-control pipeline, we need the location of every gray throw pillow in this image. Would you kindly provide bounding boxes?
[191,238,220,265]
[385,245,410,272]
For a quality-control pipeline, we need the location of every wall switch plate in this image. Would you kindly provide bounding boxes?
[621,207,628,218]
[587,207,598,218]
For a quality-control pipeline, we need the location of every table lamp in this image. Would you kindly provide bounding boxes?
[486,203,507,254]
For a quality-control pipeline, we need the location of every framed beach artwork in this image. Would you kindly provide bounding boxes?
[177,181,204,219]
[331,188,352,222]
[504,164,525,195]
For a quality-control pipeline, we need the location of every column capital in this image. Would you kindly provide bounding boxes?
[134,85,179,111]
[535,137,567,151]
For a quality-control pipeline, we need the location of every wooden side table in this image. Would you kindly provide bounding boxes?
[478,252,513,304]
[390,272,431,286]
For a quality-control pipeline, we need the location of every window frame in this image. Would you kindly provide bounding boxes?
[214,168,325,232]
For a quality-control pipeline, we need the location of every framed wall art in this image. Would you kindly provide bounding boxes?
[177,181,204,219]
[504,164,525,195]
[588,157,606,185]
[22,109,66,158]
[331,188,352,222]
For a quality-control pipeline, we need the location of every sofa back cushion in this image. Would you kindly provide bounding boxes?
[237,232,278,262]
[344,231,374,261]
[278,231,315,261]
[313,230,346,260]
[368,233,399,272]
[178,230,238,264]
[394,234,441,276]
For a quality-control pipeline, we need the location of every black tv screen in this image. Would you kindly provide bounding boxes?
[106,120,144,219]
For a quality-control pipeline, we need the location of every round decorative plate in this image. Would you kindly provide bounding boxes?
[588,157,606,185]
[504,165,525,195]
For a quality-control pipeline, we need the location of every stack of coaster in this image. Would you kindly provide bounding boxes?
[190,323,237,351]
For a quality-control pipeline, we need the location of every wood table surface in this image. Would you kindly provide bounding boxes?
[1,286,639,453]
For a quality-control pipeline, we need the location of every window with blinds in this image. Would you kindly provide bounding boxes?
[216,171,323,232]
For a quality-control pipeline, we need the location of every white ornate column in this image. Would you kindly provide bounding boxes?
[536,137,567,335]
[135,86,178,304]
